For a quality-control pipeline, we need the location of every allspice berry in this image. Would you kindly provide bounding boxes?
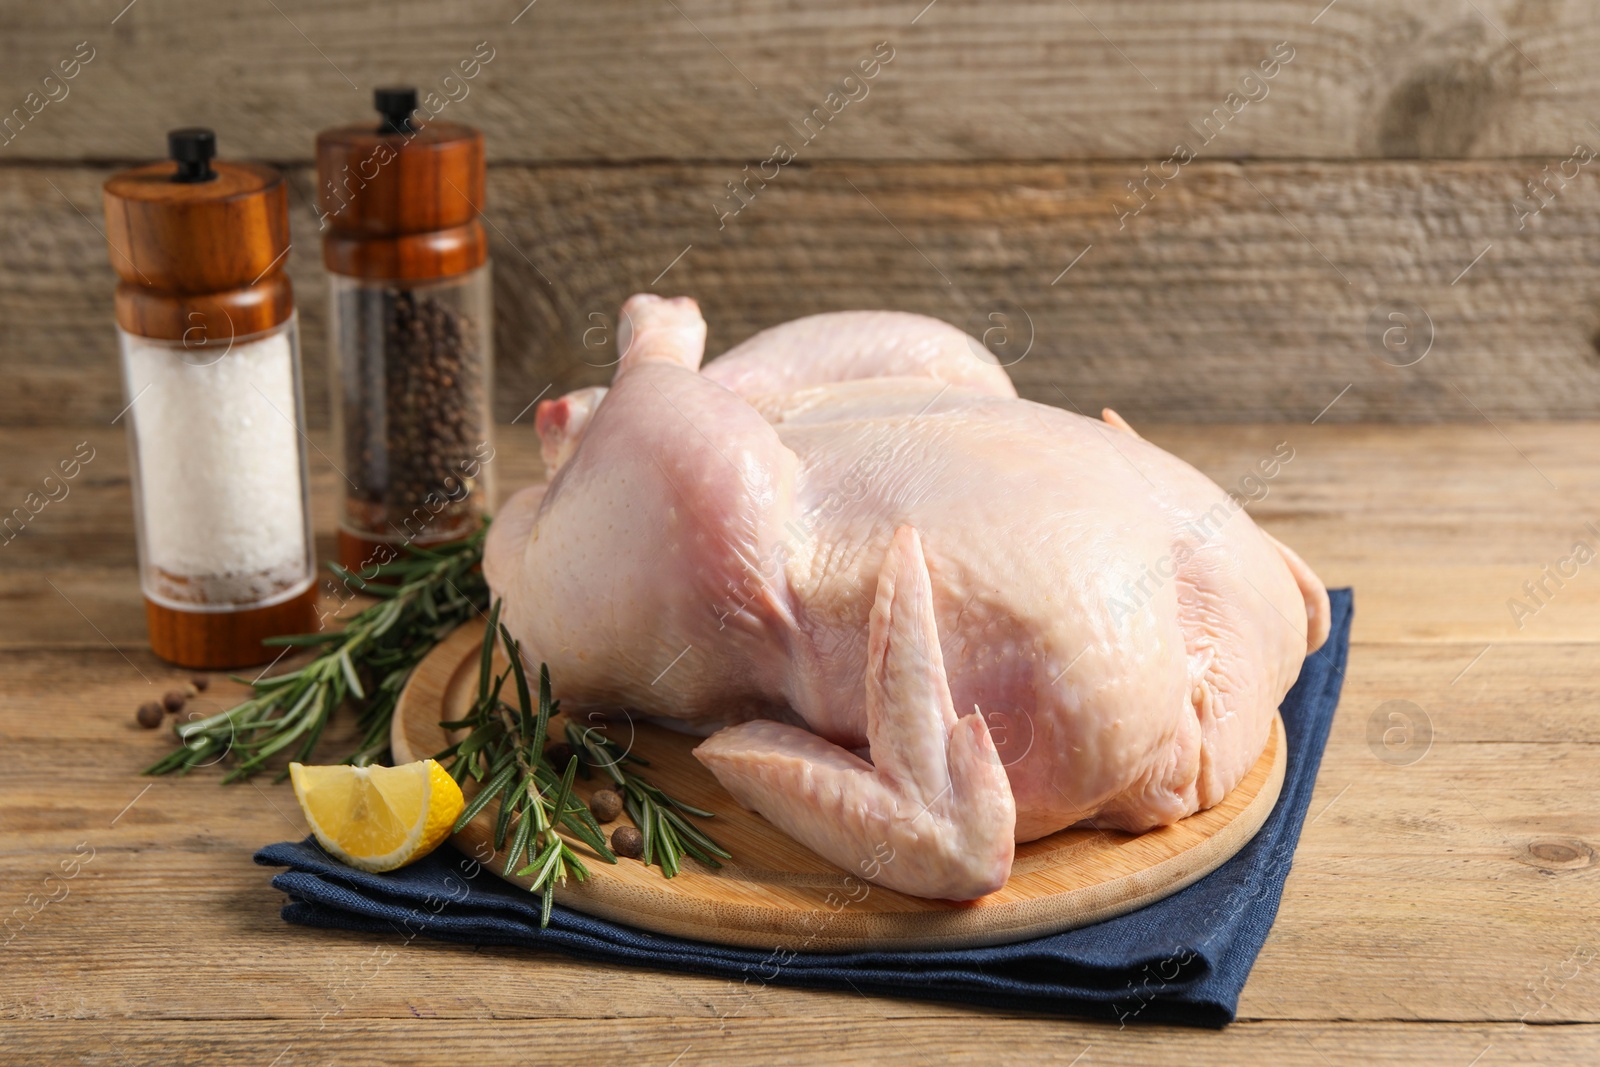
[161,689,187,713]
[612,825,644,859]
[589,788,623,824]
[546,742,575,769]
[136,702,165,729]
[191,674,211,692]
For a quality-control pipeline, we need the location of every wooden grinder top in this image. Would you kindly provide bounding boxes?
[102,128,293,342]
[316,87,487,281]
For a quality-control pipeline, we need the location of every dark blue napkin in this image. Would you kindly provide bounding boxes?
[257,589,1351,1027]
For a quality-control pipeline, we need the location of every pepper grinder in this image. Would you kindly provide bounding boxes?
[317,87,495,575]
[103,128,318,668]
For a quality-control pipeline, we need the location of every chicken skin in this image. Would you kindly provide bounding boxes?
[485,294,1329,900]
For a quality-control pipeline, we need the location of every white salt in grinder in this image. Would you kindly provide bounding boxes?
[103,128,318,668]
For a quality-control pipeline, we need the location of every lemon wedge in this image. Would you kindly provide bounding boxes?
[289,759,464,873]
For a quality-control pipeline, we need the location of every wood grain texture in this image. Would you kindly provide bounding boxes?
[141,582,321,671]
[1,1,1598,163]
[6,0,1600,430]
[316,122,483,235]
[1,1021,1596,1067]
[100,158,297,341]
[2,0,1598,1054]
[388,628,1286,951]
[101,161,290,291]
[318,120,488,280]
[7,161,1600,427]
[3,420,1599,1063]
[3,714,1595,1023]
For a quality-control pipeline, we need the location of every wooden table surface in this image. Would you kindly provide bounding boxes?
[3,421,1597,1065]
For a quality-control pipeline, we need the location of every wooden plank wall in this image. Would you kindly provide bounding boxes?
[4,0,1600,425]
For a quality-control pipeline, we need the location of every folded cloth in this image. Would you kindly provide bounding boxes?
[257,588,1351,1027]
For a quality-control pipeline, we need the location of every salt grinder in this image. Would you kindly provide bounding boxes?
[317,87,494,574]
[103,128,317,668]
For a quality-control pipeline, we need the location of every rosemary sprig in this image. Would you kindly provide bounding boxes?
[145,527,489,782]
[437,600,731,922]
[565,719,732,879]
[434,600,615,925]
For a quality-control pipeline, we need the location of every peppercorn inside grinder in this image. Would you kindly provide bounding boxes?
[103,129,318,669]
[318,88,494,575]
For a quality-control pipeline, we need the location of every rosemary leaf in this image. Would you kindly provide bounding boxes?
[428,598,732,925]
[548,755,579,836]
[145,525,490,781]
[563,845,591,882]
[476,600,501,706]
[564,719,729,879]
[456,762,516,833]
[506,804,537,875]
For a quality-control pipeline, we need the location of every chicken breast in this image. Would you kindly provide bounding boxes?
[486,294,1329,900]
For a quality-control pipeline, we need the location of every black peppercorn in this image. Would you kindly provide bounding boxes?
[161,689,187,713]
[136,702,164,729]
[589,788,623,824]
[612,825,644,859]
[339,284,487,541]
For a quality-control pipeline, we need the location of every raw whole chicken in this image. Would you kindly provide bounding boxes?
[485,294,1330,901]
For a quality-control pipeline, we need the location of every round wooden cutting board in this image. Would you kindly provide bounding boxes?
[392,625,1287,952]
